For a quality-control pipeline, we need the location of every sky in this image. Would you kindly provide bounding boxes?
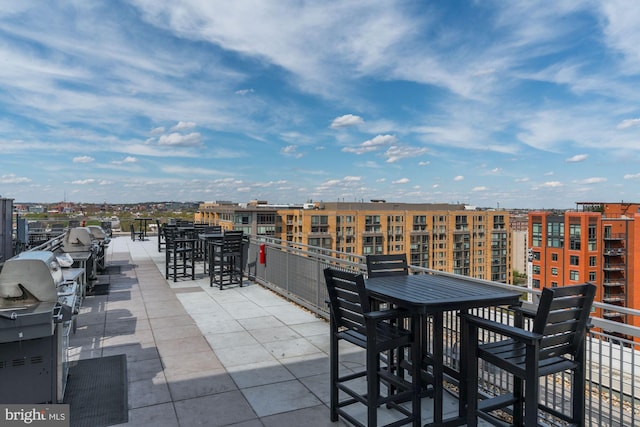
[1,1,640,209]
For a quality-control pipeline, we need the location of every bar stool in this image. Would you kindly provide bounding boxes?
[165,227,196,282]
[209,230,244,289]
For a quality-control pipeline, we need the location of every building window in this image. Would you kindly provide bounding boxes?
[533,265,541,274]
[588,223,597,251]
[570,270,579,281]
[547,221,564,248]
[589,256,597,267]
[532,251,541,261]
[569,223,581,250]
[551,253,558,261]
[589,271,596,281]
[570,255,579,266]
[551,267,558,276]
[532,279,540,289]
[551,281,558,288]
[532,222,542,247]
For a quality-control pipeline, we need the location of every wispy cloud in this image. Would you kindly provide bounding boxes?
[73,156,94,163]
[566,154,588,163]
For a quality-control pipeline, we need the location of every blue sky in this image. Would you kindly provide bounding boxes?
[1,1,640,208]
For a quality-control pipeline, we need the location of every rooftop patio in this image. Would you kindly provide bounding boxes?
[66,234,640,426]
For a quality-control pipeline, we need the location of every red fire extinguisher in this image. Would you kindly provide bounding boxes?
[259,244,266,265]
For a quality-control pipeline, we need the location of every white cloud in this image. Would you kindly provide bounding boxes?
[170,121,197,131]
[342,134,397,154]
[150,126,165,135]
[384,146,428,163]
[123,156,138,163]
[418,161,430,166]
[490,167,501,173]
[616,118,640,129]
[71,179,96,185]
[235,88,254,95]
[566,154,588,163]
[432,184,440,188]
[544,171,554,176]
[472,186,488,191]
[454,175,464,181]
[330,114,364,129]
[623,173,640,179]
[392,178,410,184]
[515,177,530,182]
[73,156,94,163]
[281,145,303,158]
[157,132,202,146]
[99,180,113,185]
[540,181,563,188]
[0,174,31,184]
[574,177,607,184]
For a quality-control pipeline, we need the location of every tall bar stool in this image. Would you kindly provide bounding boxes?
[165,226,196,282]
[462,283,596,426]
[324,268,422,427]
[209,230,244,289]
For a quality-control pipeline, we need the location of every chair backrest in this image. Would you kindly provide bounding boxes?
[222,230,244,253]
[533,283,596,360]
[366,254,409,278]
[324,268,371,336]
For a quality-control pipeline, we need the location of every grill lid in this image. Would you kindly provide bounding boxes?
[0,251,61,302]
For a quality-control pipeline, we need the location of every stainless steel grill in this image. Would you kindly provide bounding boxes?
[0,250,79,403]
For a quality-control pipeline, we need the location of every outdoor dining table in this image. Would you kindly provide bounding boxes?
[133,217,153,240]
[365,274,522,427]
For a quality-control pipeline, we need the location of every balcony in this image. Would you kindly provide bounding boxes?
[20,233,640,426]
[603,263,626,271]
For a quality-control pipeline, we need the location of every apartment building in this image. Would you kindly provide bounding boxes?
[528,202,640,330]
[196,200,512,283]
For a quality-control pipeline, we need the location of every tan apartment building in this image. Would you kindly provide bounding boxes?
[196,200,512,283]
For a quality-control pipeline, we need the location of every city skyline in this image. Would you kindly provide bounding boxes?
[1,2,640,208]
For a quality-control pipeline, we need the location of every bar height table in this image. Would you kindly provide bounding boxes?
[365,274,522,427]
[134,217,153,240]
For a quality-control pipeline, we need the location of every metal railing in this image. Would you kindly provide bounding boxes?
[245,236,640,427]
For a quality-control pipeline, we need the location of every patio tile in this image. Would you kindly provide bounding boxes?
[219,301,270,319]
[237,315,286,331]
[161,351,223,376]
[148,314,196,330]
[173,390,257,427]
[204,331,259,350]
[263,337,322,360]
[280,352,330,378]
[165,368,237,401]
[127,357,164,382]
[155,335,212,358]
[102,342,160,363]
[289,320,330,337]
[241,379,322,417]
[152,323,203,342]
[128,377,172,409]
[213,343,277,367]
[261,404,348,427]
[115,402,179,427]
[226,360,295,388]
[248,325,301,343]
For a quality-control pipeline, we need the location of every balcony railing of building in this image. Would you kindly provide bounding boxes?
[246,235,640,427]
